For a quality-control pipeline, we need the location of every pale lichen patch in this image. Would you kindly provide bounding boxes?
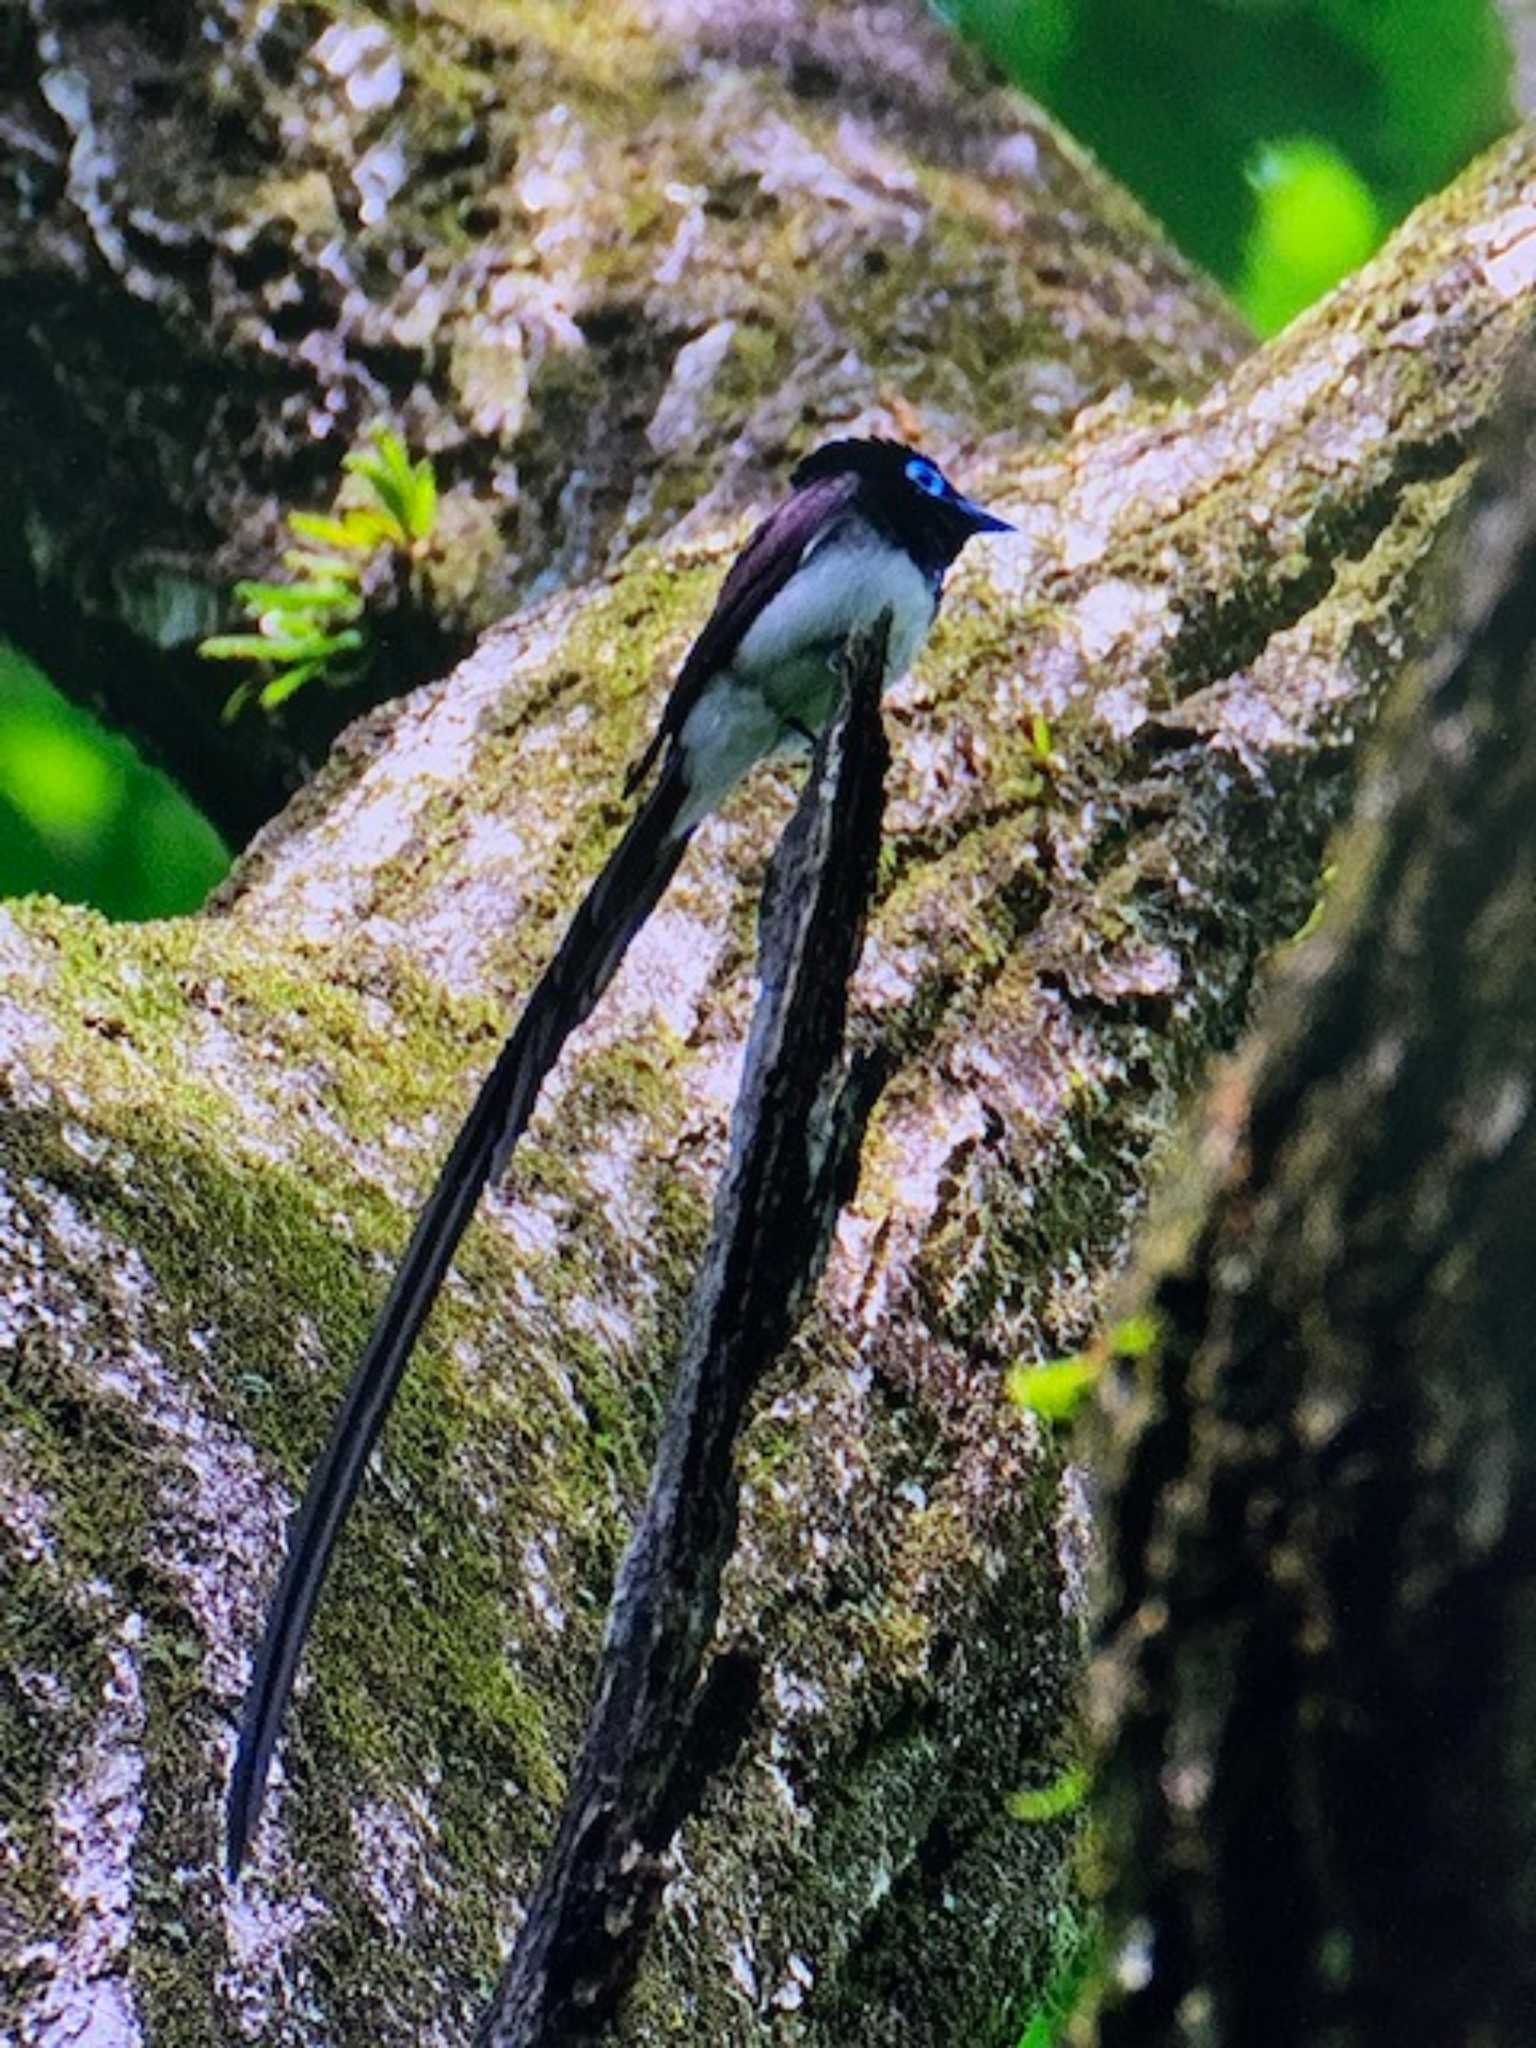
[520,1535,568,1635]
[0,1431,57,1564]
[646,321,740,456]
[228,604,581,942]
[216,1866,328,2040]
[30,1186,286,1705]
[488,1191,562,1262]
[558,903,725,1061]
[731,113,912,220]
[349,1792,442,1937]
[412,814,534,997]
[1071,577,1176,666]
[15,1616,147,2048]
[1472,202,1536,299]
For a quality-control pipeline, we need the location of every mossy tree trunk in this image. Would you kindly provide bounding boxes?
[1089,330,1536,2048]
[2,5,1535,2043]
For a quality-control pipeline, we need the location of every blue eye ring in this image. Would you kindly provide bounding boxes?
[904,456,949,499]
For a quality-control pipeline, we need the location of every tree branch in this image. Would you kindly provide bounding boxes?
[480,618,890,2044]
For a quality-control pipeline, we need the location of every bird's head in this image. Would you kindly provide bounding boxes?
[790,436,1013,570]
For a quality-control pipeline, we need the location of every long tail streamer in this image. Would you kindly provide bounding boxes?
[227,760,693,1873]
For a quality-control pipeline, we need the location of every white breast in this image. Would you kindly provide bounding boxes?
[732,521,936,695]
[675,518,938,825]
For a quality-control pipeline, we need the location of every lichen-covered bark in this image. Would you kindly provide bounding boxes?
[1,56,1534,2048]
[1088,329,1536,2048]
[1,0,1242,838]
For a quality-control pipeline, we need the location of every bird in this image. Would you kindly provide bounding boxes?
[226,436,1012,1873]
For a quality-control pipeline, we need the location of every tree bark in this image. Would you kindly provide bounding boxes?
[1089,326,1536,2048]
[479,623,890,2045]
[2,8,1534,2042]
[1,0,1241,840]
[1495,0,1536,114]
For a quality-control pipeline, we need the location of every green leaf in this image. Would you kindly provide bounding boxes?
[374,426,414,481]
[342,506,404,549]
[233,580,324,612]
[343,472,411,542]
[1009,1764,1090,1824]
[286,511,367,550]
[1014,1907,1100,2048]
[344,428,438,548]
[345,437,412,534]
[270,627,364,662]
[257,659,327,709]
[234,579,362,617]
[1287,863,1337,947]
[1107,1311,1160,1359]
[198,634,284,662]
[280,548,366,583]
[404,455,438,541]
[290,505,399,553]
[1006,1354,1102,1424]
[285,589,362,626]
[1238,137,1383,334]
[220,678,256,724]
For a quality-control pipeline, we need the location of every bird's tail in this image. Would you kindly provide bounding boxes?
[227,756,694,1873]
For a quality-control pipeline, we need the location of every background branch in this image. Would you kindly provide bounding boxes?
[1089,325,1536,2048]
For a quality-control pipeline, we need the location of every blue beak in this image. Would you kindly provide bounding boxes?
[955,495,1014,535]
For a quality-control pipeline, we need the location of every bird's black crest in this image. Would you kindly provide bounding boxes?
[790,436,923,491]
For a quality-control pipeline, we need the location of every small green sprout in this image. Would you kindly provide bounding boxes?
[1025,711,1058,767]
[999,709,1063,806]
[341,426,439,554]
[1006,1354,1103,1424]
[200,426,438,720]
[1287,861,1337,946]
[1008,1763,1091,1824]
[1104,1310,1159,1359]
[1006,1312,1160,1427]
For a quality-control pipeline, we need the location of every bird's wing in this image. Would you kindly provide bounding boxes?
[623,470,860,794]
[227,758,694,1874]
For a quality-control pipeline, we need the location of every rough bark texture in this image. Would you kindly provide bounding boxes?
[1,0,1241,839]
[1088,332,1536,2048]
[1,6,1534,2042]
[481,624,888,2044]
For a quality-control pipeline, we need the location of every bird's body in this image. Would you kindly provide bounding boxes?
[227,438,1010,1873]
[676,520,937,822]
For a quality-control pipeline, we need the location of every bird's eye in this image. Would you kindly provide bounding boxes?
[904,457,949,499]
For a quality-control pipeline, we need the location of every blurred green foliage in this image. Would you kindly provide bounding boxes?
[1,1,1516,922]
[951,0,1513,332]
[0,643,229,918]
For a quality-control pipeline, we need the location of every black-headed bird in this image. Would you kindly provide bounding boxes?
[227,437,1012,1872]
